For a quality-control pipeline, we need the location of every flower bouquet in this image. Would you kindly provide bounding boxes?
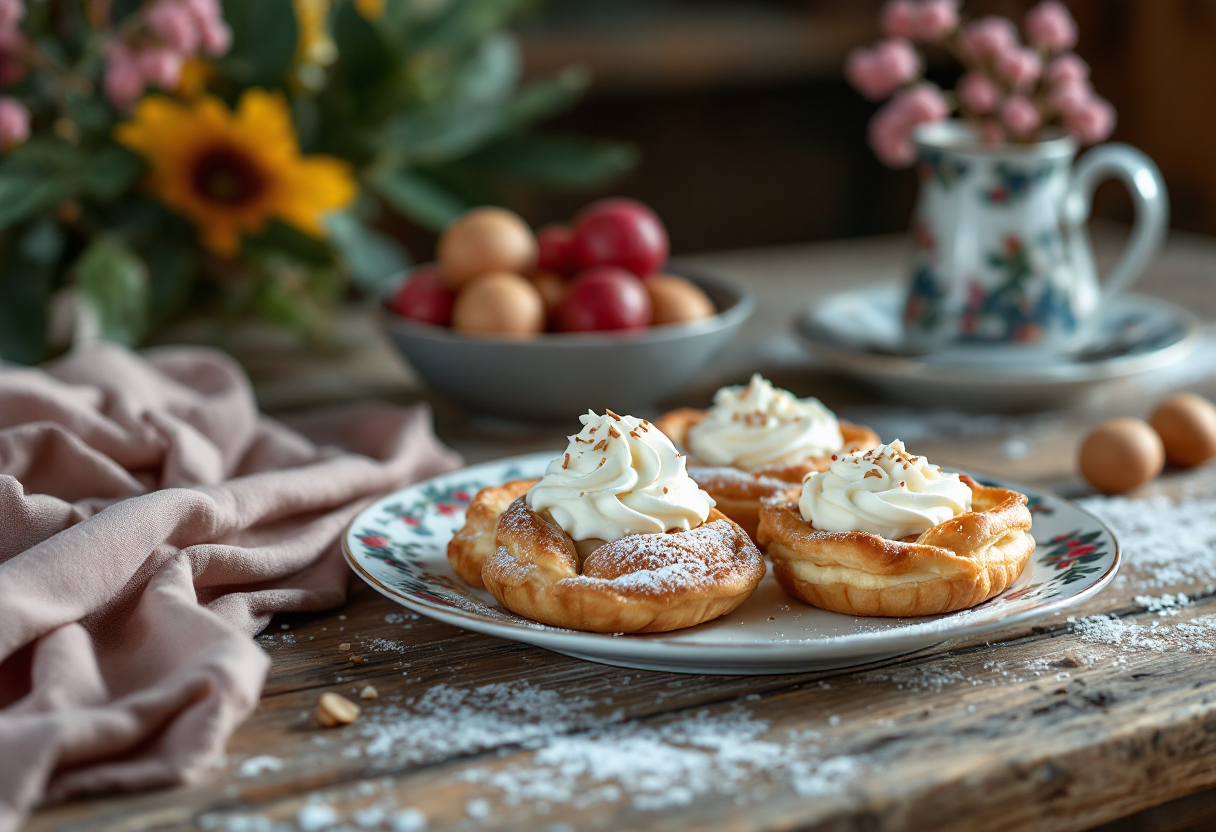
[0,0,633,364]
[845,0,1116,167]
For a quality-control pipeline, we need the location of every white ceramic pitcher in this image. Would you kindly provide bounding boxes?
[902,120,1168,352]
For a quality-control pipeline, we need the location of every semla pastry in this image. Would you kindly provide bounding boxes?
[655,375,880,538]
[447,410,765,633]
[757,440,1034,617]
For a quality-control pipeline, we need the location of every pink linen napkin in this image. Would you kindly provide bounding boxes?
[0,343,461,831]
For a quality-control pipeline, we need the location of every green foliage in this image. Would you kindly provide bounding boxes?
[0,0,637,363]
[0,230,55,364]
[76,237,149,347]
[221,0,300,87]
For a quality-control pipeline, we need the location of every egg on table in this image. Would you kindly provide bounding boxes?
[1078,417,1165,495]
[1150,393,1216,468]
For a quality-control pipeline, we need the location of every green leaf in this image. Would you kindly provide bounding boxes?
[504,67,591,126]
[382,100,506,166]
[19,216,66,267]
[221,0,299,85]
[327,212,409,294]
[332,0,396,88]
[246,221,335,266]
[0,177,68,230]
[409,0,527,54]
[143,239,198,329]
[469,133,638,189]
[0,239,51,364]
[449,32,520,104]
[75,237,149,347]
[78,144,143,201]
[373,170,471,232]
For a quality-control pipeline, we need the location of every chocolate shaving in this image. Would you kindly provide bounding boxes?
[864,469,882,479]
[563,453,570,469]
[593,439,608,452]
[598,458,606,467]
[605,409,622,421]
[608,425,622,439]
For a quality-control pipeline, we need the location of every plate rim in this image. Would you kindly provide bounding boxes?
[342,452,1122,667]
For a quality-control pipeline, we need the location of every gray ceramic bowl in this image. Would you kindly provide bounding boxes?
[382,269,753,422]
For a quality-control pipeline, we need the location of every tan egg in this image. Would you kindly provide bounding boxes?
[528,271,568,319]
[438,207,537,289]
[452,272,544,337]
[1150,393,1216,468]
[1078,417,1165,495]
[645,274,716,326]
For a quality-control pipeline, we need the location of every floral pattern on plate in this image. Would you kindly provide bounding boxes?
[344,453,1119,674]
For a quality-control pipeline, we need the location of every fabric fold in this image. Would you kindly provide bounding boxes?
[0,343,461,831]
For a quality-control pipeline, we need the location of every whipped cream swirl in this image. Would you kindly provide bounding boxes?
[527,410,714,543]
[799,440,972,539]
[686,375,844,470]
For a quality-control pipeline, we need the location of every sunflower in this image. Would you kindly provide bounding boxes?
[115,89,357,257]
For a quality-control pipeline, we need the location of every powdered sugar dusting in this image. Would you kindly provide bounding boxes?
[1079,494,1216,591]
[359,681,604,762]
[458,704,868,813]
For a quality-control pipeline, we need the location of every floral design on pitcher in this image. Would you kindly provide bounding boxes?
[919,150,971,190]
[957,234,1078,342]
[983,162,1055,205]
[903,264,948,332]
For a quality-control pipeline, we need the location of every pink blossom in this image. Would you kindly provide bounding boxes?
[1065,96,1116,144]
[0,95,28,148]
[1025,1,1078,52]
[185,0,232,56]
[913,0,959,42]
[1045,53,1090,85]
[0,0,23,32]
[137,47,184,89]
[962,16,1018,61]
[845,38,919,101]
[104,42,144,111]
[198,16,231,56]
[0,25,22,52]
[147,0,199,53]
[880,0,918,39]
[1050,77,1092,116]
[1000,95,1042,137]
[868,84,948,168]
[996,47,1042,91]
[957,72,1000,115]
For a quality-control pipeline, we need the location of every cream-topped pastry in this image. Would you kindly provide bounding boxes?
[685,375,845,470]
[526,410,714,543]
[799,440,972,540]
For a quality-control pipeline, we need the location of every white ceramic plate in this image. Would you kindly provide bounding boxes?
[795,284,1198,409]
[344,452,1119,675]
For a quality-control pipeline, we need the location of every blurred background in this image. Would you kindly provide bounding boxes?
[386,0,1216,258]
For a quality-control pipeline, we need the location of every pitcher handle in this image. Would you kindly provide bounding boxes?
[1063,143,1169,305]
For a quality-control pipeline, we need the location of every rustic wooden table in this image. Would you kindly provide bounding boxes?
[27,231,1216,832]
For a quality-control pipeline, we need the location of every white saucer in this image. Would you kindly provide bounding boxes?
[795,284,1199,409]
[344,452,1119,675]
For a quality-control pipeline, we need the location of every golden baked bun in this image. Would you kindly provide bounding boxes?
[653,407,881,539]
[446,479,536,586]
[757,475,1035,617]
[483,499,765,633]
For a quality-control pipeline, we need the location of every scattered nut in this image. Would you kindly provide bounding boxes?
[338,642,351,651]
[316,692,361,727]
[359,685,380,701]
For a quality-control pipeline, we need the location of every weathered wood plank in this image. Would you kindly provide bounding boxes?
[28,583,1216,832]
